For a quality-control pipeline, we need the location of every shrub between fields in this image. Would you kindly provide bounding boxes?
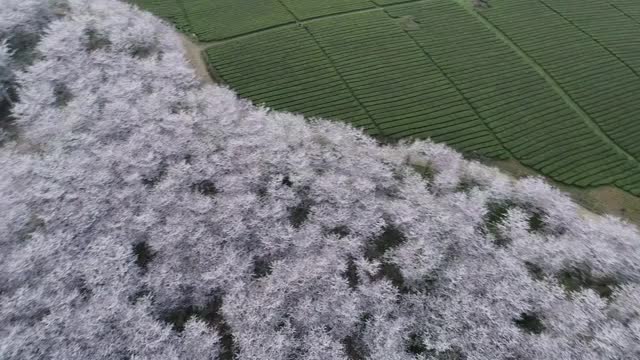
[1,0,640,359]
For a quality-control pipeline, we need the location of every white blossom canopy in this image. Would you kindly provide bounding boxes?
[1,1,640,359]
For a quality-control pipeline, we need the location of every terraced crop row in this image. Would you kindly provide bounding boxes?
[385,1,640,190]
[307,11,506,157]
[608,0,640,23]
[134,0,190,32]
[542,0,640,74]
[206,26,377,133]
[184,0,294,41]
[134,0,296,41]
[482,0,640,193]
[280,0,375,20]
[371,0,419,5]
[135,0,640,195]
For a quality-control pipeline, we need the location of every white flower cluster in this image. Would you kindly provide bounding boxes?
[1,1,639,359]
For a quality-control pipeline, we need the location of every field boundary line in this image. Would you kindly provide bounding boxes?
[375,5,510,158]
[195,0,430,46]
[462,1,640,166]
[537,0,640,80]
[274,0,385,135]
[607,2,640,25]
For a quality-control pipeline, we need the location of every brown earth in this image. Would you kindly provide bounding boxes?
[179,34,219,85]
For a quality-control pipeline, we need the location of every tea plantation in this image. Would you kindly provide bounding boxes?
[135,0,640,195]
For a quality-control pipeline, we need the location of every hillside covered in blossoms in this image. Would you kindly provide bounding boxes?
[1,1,640,359]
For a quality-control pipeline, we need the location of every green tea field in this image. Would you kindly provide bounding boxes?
[135,0,640,196]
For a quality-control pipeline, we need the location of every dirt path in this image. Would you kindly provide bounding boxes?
[179,34,216,85]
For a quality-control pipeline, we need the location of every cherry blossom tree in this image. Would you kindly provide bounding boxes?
[1,0,640,359]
